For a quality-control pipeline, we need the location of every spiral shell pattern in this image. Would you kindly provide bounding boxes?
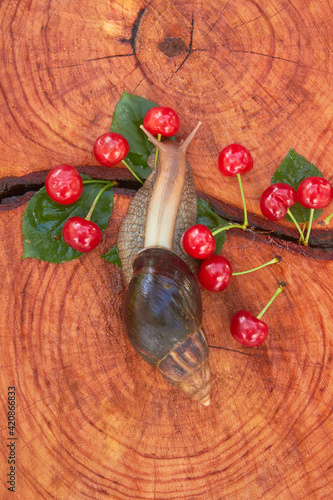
[122,248,211,405]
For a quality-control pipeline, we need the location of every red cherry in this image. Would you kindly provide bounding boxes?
[198,255,232,292]
[143,107,180,137]
[181,224,216,259]
[297,176,333,209]
[218,144,253,177]
[45,164,83,205]
[230,310,269,346]
[62,217,102,253]
[260,183,297,221]
[93,132,129,167]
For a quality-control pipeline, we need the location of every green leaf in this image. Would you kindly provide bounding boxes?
[102,243,122,269]
[22,180,114,263]
[110,91,158,180]
[271,149,324,223]
[197,199,228,254]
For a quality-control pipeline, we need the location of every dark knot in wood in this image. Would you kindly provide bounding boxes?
[158,38,188,58]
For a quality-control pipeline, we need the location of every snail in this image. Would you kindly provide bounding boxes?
[118,122,211,406]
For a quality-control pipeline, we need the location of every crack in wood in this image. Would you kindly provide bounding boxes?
[209,0,231,32]
[175,13,195,74]
[209,344,262,357]
[84,54,135,63]
[0,174,331,252]
[120,7,146,55]
[0,175,140,203]
[229,50,333,76]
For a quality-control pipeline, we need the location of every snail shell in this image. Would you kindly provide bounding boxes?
[122,248,210,405]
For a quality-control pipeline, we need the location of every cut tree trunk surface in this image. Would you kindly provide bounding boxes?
[1,1,333,499]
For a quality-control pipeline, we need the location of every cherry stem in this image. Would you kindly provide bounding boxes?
[286,208,305,242]
[212,223,244,236]
[82,180,113,185]
[304,208,314,246]
[237,173,248,229]
[232,256,281,276]
[256,282,286,320]
[121,160,144,184]
[323,212,333,225]
[85,182,115,222]
[154,134,162,169]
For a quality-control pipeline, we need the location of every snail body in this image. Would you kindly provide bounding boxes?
[118,123,211,405]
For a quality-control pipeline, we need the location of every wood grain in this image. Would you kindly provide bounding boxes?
[1,0,333,220]
[1,0,333,498]
[0,192,333,499]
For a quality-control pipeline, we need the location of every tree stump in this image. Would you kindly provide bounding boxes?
[0,1,333,499]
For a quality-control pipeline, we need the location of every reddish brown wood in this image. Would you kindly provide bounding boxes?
[0,193,333,498]
[1,0,333,224]
[1,0,333,498]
